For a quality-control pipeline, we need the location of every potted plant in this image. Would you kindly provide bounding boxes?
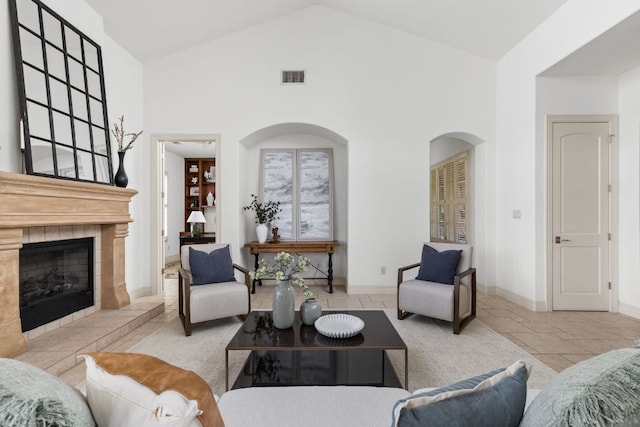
[243,194,281,243]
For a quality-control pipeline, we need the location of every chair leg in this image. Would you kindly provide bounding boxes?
[178,276,192,336]
[452,272,477,334]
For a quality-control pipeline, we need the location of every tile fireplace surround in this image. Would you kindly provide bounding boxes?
[0,171,137,357]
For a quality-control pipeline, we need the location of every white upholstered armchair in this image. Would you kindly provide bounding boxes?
[397,242,476,334]
[178,243,251,336]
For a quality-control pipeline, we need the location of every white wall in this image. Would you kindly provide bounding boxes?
[0,0,147,297]
[618,65,640,317]
[497,1,640,309]
[0,0,21,172]
[165,149,184,261]
[430,137,472,166]
[144,5,496,291]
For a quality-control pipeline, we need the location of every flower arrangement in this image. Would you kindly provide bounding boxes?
[250,252,313,299]
[111,115,143,152]
[243,194,281,224]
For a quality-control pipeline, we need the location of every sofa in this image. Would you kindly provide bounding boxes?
[1,348,640,427]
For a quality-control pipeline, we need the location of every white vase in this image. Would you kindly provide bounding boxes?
[206,192,214,206]
[256,223,268,243]
[272,280,295,329]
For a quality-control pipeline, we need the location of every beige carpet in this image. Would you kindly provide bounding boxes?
[128,309,556,396]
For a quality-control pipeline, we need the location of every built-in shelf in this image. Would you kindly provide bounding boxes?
[184,158,215,231]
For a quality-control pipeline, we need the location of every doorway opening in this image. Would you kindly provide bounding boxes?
[150,134,220,296]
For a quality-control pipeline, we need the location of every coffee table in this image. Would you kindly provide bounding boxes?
[225,310,408,391]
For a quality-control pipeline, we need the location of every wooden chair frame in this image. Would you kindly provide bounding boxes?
[397,263,477,334]
[178,263,251,336]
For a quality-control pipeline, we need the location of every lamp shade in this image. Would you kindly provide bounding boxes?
[187,211,206,223]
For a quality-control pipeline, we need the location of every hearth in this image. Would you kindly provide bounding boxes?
[19,238,94,332]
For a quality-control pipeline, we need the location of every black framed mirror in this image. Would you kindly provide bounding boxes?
[9,0,114,184]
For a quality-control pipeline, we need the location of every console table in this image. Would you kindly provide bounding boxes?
[179,231,216,247]
[244,240,340,293]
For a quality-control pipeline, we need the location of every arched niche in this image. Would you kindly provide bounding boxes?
[239,122,349,288]
[429,132,484,243]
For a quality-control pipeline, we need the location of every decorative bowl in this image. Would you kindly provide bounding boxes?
[314,314,365,339]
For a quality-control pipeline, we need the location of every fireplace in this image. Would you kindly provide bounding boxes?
[0,171,137,357]
[19,238,94,332]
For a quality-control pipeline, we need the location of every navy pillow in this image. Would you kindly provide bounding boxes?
[416,244,462,285]
[391,360,530,427]
[188,246,235,285]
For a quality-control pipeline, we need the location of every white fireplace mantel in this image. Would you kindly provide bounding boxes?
[0,171,137,357]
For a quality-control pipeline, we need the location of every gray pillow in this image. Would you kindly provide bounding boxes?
[0,358,95,426]
[391,360,529,427]
[521,348,640,427]
[188,245,235,285]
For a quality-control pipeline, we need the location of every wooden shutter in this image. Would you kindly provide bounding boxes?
[430,151,468,244]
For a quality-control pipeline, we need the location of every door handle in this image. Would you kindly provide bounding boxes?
[555,236,571,243]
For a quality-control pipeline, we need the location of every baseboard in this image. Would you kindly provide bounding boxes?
[165,254,180,264]
[346,285,396,295]
[478,283,495,295]
[495,287,547,312]
[618,302,640,320]
[129,287,152,299]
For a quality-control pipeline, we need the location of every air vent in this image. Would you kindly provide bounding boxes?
[281,69,306,84]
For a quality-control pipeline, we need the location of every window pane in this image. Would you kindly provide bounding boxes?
[298,150,332,240]
[262,150,294,239]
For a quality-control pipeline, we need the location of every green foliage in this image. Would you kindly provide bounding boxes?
[243,194,281,224]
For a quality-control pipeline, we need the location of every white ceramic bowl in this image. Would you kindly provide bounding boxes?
[314,314,365,339]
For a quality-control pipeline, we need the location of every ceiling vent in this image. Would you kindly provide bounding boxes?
[281,69,306,84]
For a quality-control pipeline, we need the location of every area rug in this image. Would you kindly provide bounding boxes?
[128,310,556,395]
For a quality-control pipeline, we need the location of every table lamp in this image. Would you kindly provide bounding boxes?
[187,210,206,237]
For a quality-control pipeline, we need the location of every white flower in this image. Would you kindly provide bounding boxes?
[249,252,313,299]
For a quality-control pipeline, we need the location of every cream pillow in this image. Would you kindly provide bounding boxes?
[81,353,224,427]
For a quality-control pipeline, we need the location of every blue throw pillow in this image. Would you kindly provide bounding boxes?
[415,244,462,284]
[391,360,530,427]
[188,246,235,285]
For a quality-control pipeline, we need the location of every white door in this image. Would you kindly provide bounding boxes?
[550,117,615,311]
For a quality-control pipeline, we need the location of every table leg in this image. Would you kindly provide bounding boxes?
[225,349,229,391]
[328,252,334,293]
[252,254,260,294]
[404,348,408,390]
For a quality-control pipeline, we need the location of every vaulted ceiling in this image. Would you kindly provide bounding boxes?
[84,0,567,63]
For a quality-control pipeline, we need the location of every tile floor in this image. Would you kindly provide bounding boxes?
[19,278,640,385]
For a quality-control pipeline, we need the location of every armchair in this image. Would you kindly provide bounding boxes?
[178,243,251,336]
[397,242,476,334]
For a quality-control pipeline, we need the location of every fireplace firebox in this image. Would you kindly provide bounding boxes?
[19,237,94,332]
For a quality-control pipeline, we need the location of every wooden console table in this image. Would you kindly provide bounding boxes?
[244,240,340,294]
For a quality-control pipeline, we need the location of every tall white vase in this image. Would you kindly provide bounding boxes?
[256,223,268,243]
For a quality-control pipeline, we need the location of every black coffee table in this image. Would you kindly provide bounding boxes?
[225,310,408,390]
